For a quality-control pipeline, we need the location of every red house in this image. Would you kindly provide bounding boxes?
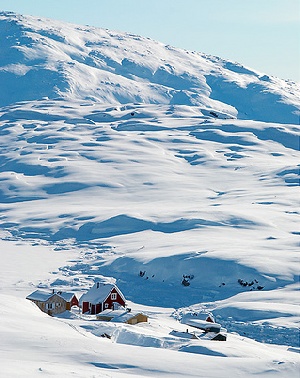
[79,282,126,315]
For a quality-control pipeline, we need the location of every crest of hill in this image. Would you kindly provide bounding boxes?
[0,11,299,124]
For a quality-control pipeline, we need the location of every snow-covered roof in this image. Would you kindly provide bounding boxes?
[113,311,144,323]
[97,308,125,317]
[26,289,76,302]
[181,312,214,323]
[79,283,125,305]
[58,292,77,302]
[26,289,55,302]
[184,319,221,332]
[97,308,145,323]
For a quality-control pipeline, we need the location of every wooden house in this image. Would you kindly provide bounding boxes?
[80,282,126,315]
[26,289,78,315]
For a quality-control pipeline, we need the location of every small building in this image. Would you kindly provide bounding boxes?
[114,311,148,325]
[170,330,199,340]
[96,308,126,321]
[96,308,148,325]
[183,318,221,333]
[26,289,78,316]
[200,332,227,341]
[80,282,126,315]
[181,312,220,333]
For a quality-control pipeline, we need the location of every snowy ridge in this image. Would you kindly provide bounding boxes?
[0,11,299,123]
[0,11,299,378]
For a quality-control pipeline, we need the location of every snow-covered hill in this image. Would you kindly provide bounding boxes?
[0,11,299,378]
[1,11,299,123]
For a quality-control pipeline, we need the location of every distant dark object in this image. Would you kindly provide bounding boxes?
[101,333,111,339]
[130,112,135,116]
[238,278,257,288]
[209,111,218,118]
[257,285,264,290]
[139,270,145,277]
[182,278,190,286]
[183,274,194,280]
[211,333,227,341]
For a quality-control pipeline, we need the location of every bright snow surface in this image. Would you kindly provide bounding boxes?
[0,11,299,377]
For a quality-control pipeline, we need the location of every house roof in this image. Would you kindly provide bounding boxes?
[113,311,144,323]
[26,289,56,302]
[58,292,77,302]
[184,319,221,331]
[79,283,125,305]
[97,308,125,317]
[26,289,76,303]
[96,308,145,323]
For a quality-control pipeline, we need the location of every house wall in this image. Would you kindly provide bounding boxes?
[126,313,148,325]
[66,295,79,310]
[82,301,89,314]
[31,294,67,315]
[103,288,125,311]
[70,295,79,307]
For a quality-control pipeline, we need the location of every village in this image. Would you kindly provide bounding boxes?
[26,281,227,344]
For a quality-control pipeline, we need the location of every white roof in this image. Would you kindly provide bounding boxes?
[79,283,125,305]
[184,319,221,331]
[59,292,76,302]
[26,289,56,302]
[113,311,143,323]
[97,309,144,323]
[26,289,76,302]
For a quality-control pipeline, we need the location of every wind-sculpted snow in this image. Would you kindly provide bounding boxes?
[0,12,300,376]
[0,100,298,279]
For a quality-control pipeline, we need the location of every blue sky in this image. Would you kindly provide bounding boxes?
[0,0,299,82]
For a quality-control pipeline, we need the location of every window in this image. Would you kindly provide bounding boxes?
[46,303,53,310]
[105,303,109,309]
[111,293,117,300]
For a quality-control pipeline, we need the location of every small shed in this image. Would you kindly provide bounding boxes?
[181,312,220,333]
[80,282,126,315]
[96,308,126,321]
[114,311,148,325]
[183,318,221,333]
[96,308,148,324]
[201,332,227,341]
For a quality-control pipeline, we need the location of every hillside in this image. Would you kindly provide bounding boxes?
[0,11,299,378]
[0,11,299,123]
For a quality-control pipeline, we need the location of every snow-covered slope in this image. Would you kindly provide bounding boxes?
[0,11,299,378]
[0,11,299,123]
